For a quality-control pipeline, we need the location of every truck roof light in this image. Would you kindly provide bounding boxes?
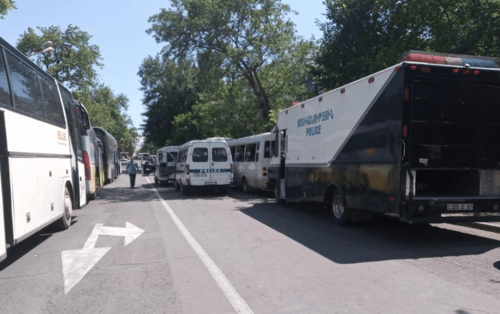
[368,77,375,83]
[404,89,410,101]
[463,69,470,74]
[473,70,480,75]
[399,51,499,68]
[421,67,431,72]
[410,65,418,71]
[340,88,346,94]
[452,69,460,74]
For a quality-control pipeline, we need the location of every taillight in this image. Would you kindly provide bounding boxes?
[231,164,234,174]
[83,151,91,180]
[186,165,190,175]
[404,88,410,101]
[263,167,267,172]
[403,125,408,137]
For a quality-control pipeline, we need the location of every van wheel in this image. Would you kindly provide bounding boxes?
[175,180,180,191]
[331,191,349,225]
[58,187,73,230]
[154,176,158,184]
[181,182,190,195]
[274,186,285,204]
[242,178,250,194]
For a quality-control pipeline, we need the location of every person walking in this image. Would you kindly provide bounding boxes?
[126,156,137,188]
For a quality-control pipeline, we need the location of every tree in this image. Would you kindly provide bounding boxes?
[138,56,201,147]
[315,0,500,90]
[74,85,138,154]
[0,0,16,19]
[16,25,103,90]
[146,0,313,119]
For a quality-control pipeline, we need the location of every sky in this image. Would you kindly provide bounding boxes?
[0,0,327,133]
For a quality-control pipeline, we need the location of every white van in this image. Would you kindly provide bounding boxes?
[175,139,233,195]
[154,146,180,185]
[227,132,275,193]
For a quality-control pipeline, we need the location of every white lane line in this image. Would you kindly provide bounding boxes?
[146,177,254,314]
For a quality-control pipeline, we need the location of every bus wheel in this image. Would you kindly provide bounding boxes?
[242,177,250,194]
[181,182,190,195]
[331,191,349,226]
[274,186,285,205]
[58,187,73,230]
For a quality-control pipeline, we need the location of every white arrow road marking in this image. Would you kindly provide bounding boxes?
[61,247,111,295]
[61,222,145,294]
[146,177,254,314]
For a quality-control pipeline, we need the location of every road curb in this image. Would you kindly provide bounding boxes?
[454,222,500,234]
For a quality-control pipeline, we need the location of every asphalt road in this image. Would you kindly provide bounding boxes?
[1,174,500,314]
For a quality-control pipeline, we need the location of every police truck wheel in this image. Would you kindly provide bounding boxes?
[331,191,349,225]
[58,187,73,230]
[274,186,285,204]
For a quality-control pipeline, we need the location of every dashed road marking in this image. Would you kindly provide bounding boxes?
[146,177,254,314]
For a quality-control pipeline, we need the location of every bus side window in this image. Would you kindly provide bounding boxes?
[6,52,45,119]
[235,145,245,162]
[230,146,235,162]
[264,141,271,158]
[245,143,256,162]
[0,49,12,107]
[40,78,65,128]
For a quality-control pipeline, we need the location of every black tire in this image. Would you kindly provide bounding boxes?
[242,177,250,194]
[58,187,73,230]
[88,191,96,201]
[330,191,349,225]
[180,182,190,195]
[154,176,158,185]
[175,180,181,191]
[220,185,229,195]
[274,185,286,204]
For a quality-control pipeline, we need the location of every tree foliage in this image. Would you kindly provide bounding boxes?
[16,25,103,90]
[74,86,138,154]
[138,56,201,147]
[0,0,16,19]
[147,0,313,119]
[316,0,500,90]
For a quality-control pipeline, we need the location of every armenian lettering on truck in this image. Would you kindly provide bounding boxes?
[268,51,500,225]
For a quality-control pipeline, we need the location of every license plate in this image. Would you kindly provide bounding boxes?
[204,181,217,185]
[447,203,473,211]
[193,173,207,177]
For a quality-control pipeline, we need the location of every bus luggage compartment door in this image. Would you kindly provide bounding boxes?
[0,162,6,261]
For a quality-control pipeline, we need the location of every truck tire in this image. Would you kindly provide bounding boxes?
[58,187,73,230]
[330,191,349,225]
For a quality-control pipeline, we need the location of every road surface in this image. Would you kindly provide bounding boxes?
[1,174,500,314]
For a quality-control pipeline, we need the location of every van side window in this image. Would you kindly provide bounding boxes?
[192,147,208,162]
[264,141,272,158]
[212,148,228,162]
[235,145,245,162]
[245,143,256,162]
[230,146,235,161]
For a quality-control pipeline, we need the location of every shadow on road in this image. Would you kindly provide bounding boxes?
[0,217,78,271]
[238,201,500,264]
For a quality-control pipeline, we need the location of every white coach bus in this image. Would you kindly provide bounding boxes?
[227,133,275,193]
[0,36,89,261]
[175,139,233,195]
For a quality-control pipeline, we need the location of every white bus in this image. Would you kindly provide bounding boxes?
[175,139,233,195]
[154,146,179,185]
[0,36,89,261]
[82,127,99,200]
[227,133,275,193]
